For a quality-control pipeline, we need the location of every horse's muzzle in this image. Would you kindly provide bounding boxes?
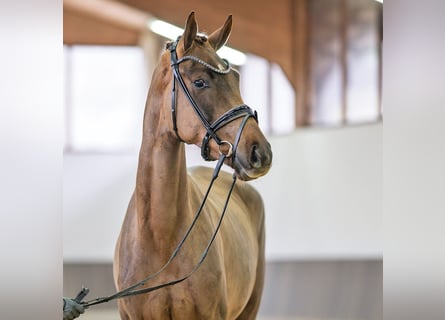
[233,141,272,181]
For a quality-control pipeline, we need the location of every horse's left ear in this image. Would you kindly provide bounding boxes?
[208,15,232,51]
[183,12,198,52]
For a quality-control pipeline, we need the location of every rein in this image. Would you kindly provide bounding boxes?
[82,153,234,307]
[77,38,257,308]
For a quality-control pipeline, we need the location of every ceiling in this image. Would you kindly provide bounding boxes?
[64,0,302,89]
[63,0,382,126]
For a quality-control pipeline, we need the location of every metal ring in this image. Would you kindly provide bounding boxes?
[218,140,233,158]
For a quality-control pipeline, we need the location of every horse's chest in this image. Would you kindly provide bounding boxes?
[132,249,251,319]
[140,279,226,319]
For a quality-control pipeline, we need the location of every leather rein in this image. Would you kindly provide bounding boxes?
[79,38,258,308]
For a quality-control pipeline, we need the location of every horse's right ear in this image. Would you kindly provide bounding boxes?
[208,15,232,51]
[183,12,197,52]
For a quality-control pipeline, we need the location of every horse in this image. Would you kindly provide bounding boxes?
[113,12,272,319]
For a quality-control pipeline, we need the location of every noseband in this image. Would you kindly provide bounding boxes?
[169,37,258,161]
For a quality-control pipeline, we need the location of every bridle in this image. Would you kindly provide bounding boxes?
[169,37,258,161]
[77,37,259,308]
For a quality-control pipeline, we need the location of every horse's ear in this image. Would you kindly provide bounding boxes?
[208,15,232,51]
[183,12,198,52]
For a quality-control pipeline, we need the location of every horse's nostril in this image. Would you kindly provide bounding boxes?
[250,144,262,169]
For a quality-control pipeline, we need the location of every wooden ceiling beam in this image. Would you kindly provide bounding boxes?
[64,0,151,31]
[63,0,299,91]
[64,8,140,45]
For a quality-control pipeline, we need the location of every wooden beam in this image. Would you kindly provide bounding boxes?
[340,0,348,124]
[294,0,310,126]
[64,0,151,31]
[63,0,154,45]
[64,8,139,45]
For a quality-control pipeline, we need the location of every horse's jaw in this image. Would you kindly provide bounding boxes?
[228,158,271,181]
[235,166,271,181]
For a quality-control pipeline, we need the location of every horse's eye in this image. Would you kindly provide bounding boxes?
[193,79,208,89]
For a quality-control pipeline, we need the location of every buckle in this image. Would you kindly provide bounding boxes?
[218,140,233,158]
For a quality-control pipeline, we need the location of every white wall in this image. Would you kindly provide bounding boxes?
[63,123,381,262]
[251,123,382,260]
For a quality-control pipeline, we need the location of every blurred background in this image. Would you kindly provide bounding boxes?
[63,0,382,319]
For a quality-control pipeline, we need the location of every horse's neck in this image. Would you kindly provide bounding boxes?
[134,85,190,249]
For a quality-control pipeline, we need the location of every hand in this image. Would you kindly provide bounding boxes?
[63,298,85,320]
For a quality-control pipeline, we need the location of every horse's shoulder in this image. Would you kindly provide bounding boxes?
[187,165,233,186]
[187,165,216,180]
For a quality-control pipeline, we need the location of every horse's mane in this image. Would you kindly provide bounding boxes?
[165,33,209,50]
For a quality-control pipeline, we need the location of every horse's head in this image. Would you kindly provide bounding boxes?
[159,12,272,181]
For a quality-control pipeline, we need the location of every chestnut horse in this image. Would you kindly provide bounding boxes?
[113,12,272,319]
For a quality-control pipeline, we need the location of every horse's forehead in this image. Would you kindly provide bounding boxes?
[196,32,208,42]
[191,35,222,62]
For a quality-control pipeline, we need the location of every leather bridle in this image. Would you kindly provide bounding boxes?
[169,37,258,161]
[77,38,260,308]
